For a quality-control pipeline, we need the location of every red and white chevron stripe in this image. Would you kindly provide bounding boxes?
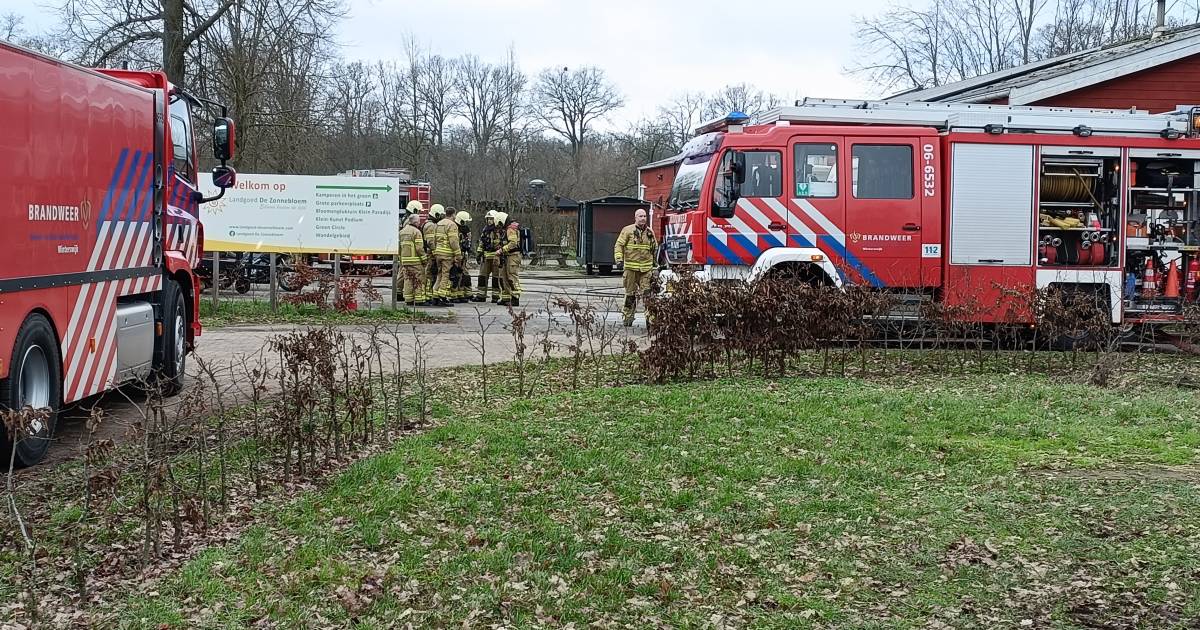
[62,200,179,402]
[61,169,204,402]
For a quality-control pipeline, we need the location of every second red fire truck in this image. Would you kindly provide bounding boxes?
[1,41,238,465]
[658,98,1200,325]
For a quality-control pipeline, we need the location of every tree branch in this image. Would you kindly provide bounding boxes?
[181,0,238,49]
[96,30,164,65]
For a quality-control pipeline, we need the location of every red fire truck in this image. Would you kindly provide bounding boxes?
[659,98,1200,325]
[1,41,237,466]
[339,168,431,211]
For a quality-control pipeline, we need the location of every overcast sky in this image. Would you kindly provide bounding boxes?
[7,0,890,123]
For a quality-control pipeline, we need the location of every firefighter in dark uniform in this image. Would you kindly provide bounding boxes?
[474,210,502,302]
[451,210,473,302]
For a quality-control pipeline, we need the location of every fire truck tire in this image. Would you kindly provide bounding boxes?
[0,313,61,467]
[598,265,613,275]
[235,277,251,294]
[155,280,188,396]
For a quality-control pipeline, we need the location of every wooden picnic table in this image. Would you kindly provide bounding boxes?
[532,244,568,267]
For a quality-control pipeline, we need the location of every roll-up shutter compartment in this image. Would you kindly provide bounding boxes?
[950,143,1034,266]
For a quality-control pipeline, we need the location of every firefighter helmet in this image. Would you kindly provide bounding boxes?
[484,210,498,225]
[494,212,508,226]
[405,200,423,213]
[429,203,446,219]
[455,211,472,225]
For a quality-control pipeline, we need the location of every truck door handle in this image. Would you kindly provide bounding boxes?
[768,221,786,231]
[903,223,921,232]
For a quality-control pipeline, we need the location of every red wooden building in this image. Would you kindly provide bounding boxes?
[892,23,1200,112]
[638,155,682,240]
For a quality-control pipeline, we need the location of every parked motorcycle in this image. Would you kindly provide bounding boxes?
[196,252,304,293]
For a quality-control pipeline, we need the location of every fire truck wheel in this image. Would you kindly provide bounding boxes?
[155,281,188,396]
[0,313,61,467]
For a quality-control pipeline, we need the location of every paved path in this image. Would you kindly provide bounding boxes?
[41,269,644,467]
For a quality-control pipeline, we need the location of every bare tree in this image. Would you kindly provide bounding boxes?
[2,12,23,40]
[195,0,341,171]
[59,0,239,86]
[375,60,405,131]
[532,65,624,168]
[1034,0,1178,57]
[3,11,73,56]
[852,1,951,91]
[325,61,386,170]
[703,83,781,119]
[658,91,706,150]
[399,36,431,171]
[421,53,458,151]
[496,46,532,204]
[620,118,677,169]
[1013,0,1051,63]
[455,54,504,155]
[854,0,1198,92]
[947,0,1020,76]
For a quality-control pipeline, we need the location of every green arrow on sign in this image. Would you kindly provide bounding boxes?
[315,184,393,192]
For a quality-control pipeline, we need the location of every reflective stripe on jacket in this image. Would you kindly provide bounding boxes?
[433,218,461,257]
[615,224,657,272]
[479,225,501,259]
[499,224,520,254]
[398,224,426,264]
[422,222,438,254]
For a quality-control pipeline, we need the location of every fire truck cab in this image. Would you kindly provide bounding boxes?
[661,99,1200,325]
[1,41,237,466]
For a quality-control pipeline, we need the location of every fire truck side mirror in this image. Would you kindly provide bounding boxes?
[731,151,747,185]
[212,164,237,189]
[212,117,236,162]
[714,171,740,219]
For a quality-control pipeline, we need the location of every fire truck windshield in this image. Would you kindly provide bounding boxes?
[668,131,724,211]
[668,156,711,211]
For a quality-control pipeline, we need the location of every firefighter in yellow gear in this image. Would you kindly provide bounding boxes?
[432,204,462,306]
[474,210,502,302]
[422,204,444,303]
[397,212,428,306]
[614,208,657,326]
[494,211,522,306]
[452,210,474,302]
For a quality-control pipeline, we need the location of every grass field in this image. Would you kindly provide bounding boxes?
[114,374,1200,628]
[198,299,438,328]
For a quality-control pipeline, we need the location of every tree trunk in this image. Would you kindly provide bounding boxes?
[163,0,186,86]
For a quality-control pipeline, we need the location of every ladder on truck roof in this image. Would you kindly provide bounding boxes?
[754,98,1192,137]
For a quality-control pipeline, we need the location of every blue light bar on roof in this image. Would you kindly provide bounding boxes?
[726,111,750,125]
[694,111,753,135]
